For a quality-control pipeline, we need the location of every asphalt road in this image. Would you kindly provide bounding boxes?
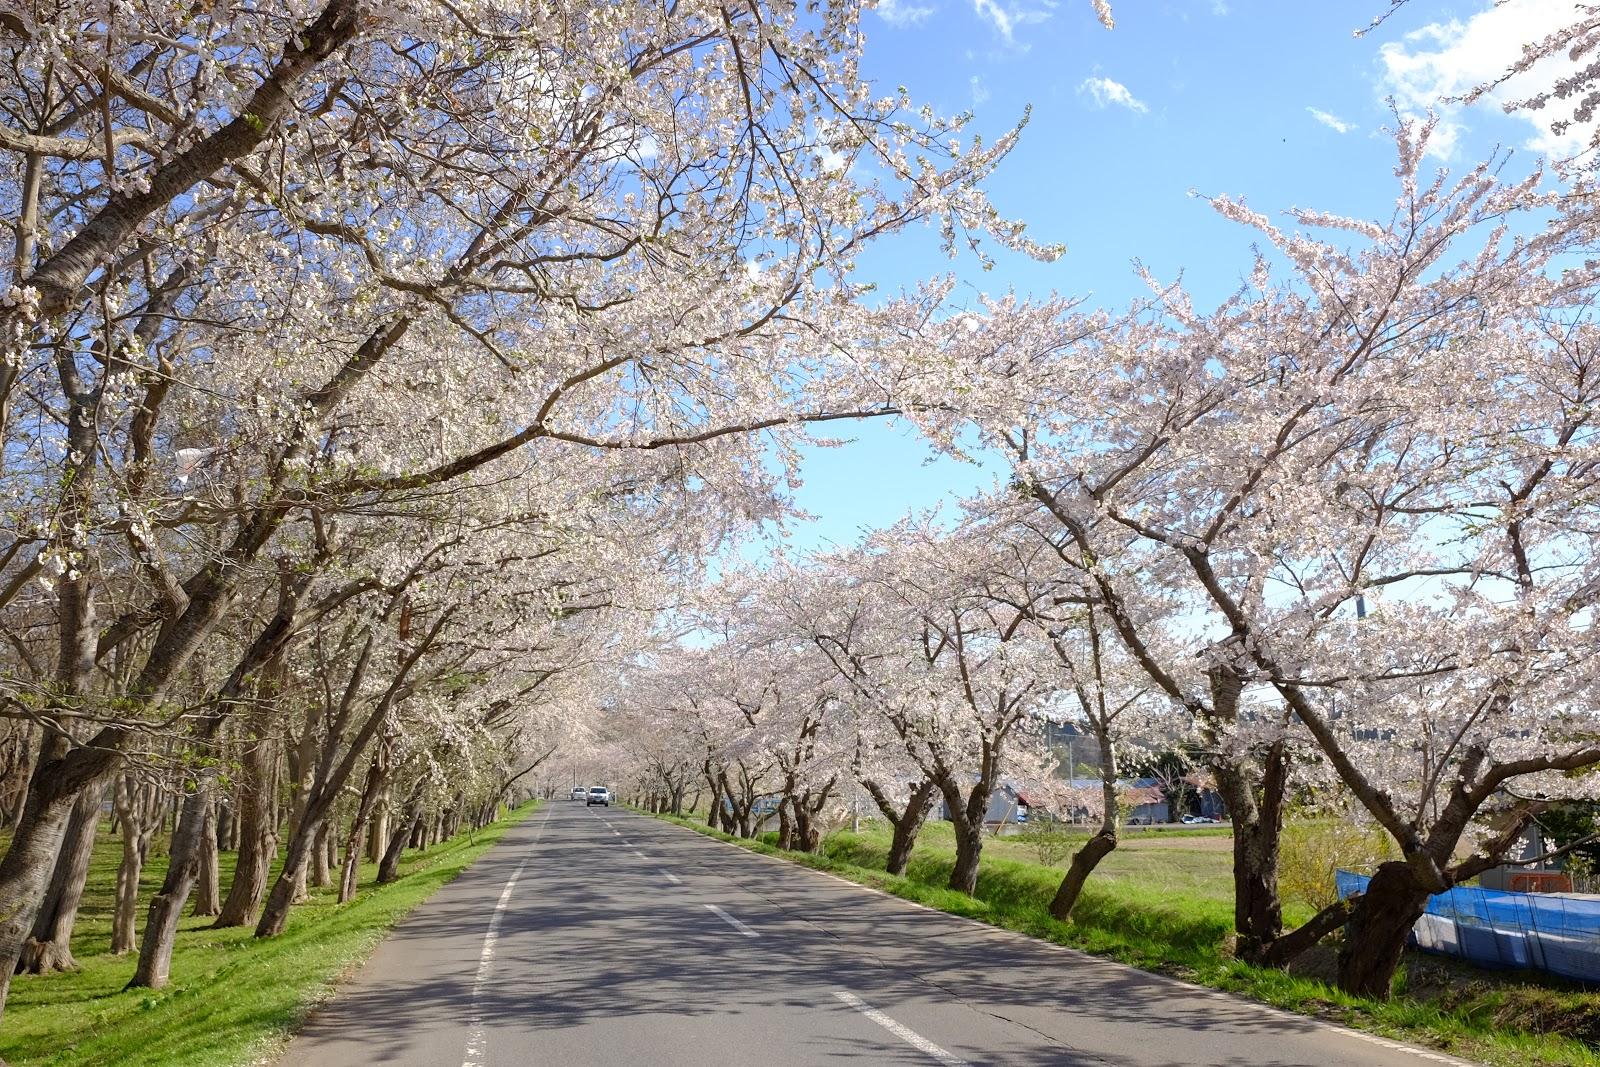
[281,802,1477,1067]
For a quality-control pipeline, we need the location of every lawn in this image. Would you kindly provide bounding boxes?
[942,821,1239,904]
[659,811,1600,1067]
[0,801,536,1067]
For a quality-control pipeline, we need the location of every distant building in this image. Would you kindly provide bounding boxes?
[1478,822,1573,893]
[1047,776,1225,825]
[937,781,1031,828]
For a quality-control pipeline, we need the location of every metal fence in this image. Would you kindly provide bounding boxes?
[1335,870,1600,983]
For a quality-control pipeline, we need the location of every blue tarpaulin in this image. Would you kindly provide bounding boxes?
[1336,870,1600,983]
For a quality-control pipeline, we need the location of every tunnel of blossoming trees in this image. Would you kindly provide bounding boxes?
[0,0,1598,1052]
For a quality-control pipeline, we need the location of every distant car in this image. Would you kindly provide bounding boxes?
[1181,815,1219,824]
[586,786,611,807]
[570,785,587,802]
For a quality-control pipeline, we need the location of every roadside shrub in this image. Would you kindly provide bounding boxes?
[1012,822,1077,868]
[1279,816,1397,911]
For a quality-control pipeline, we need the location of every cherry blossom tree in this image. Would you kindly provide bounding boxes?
[899,121,1600,994]
[0,0,1073,1018]
[802,516,1057,894]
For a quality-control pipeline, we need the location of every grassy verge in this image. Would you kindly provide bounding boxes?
[653,812,1599,1067]
[0,801,537,1067]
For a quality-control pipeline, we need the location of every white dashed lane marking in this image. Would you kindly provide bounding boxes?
[704,903,759,938]
[833,990,970,1066]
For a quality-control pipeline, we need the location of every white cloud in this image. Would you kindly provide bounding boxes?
[874,0,936,27]
[970,0,1054,45]
[1376,0,1592,160]
[1079,75,1148,114]
[1307,107,1355,134]
[1210,0,1230,14]
[973,0,1014,39]
[971,75,991,106]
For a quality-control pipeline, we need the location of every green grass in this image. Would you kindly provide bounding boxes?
[655,812,1600,1067]
[0,801,537,1067]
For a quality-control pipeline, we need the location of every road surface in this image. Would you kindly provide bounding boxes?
[282,802,1475,1066]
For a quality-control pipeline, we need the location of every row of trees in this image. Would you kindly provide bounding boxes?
[612,120,1600,1000]
[0,0,1058,1036]
[4,0,1599,1038]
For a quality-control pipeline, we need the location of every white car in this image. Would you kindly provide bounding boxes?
[570,785,587,802]
[586,786,611,807]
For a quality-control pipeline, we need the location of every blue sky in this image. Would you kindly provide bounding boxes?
[767,0,1578,555]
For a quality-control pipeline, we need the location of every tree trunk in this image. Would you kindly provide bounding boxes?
[255,816,321,938]
[933,770,990,896]
[0,740,87,1018]
[1229,809,1286,962]
[0,727,36,830]
[17,782,106,974]
[884,815,919,875]
[1208,738,1290,964]
[1050,830,1116,920]
[366,785,389,863]
[1051,710,1122,921]
[111,777,158,955]
[214,726,280,928]
[128,784,209,989]
[949,814,984,895]
[258,690,403,938]
[1203,668,1293,964]
[793,804,817,852]
[111,826,145,956]
[190,796,221,917]
[310,820,332,888]
[776,797,795,850]
[339,744,390,904]
[869,778,938,877]
[378,804,423,884]
[284,703,320,902]
[289,850,310,902]
[705,775,722,828]
[1336,861,1430,999]
[792,781,831,853]
[215,798,236,852]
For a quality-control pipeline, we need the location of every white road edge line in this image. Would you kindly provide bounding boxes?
[461,818,544,1067]
[633,850,650,860]
[833,990,970,1066]
[663,871,682,884]
[704,903,759,938]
